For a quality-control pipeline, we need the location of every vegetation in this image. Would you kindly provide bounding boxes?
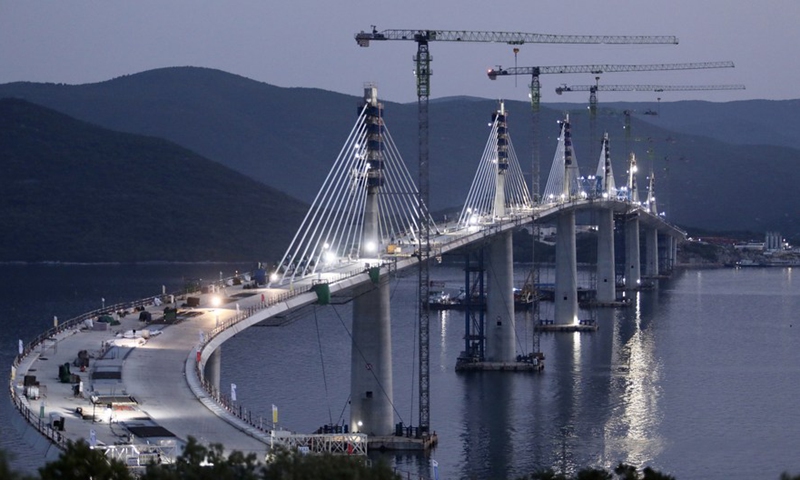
[1,437,400,480]
[679,240,728,264]
[3,438,800,479]
[0,98,307,262]
[2,67,799,237]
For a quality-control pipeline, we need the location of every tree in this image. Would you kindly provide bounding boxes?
[140,437,399,480]
[262,446,399,480]
[141,436,262,480]
[37,440,133,480]
[613,464,675,480]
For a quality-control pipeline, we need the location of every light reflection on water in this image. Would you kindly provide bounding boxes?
[218,265,800,479]
[3,264,800,479]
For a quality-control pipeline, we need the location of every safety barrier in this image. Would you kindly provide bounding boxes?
[8,272,248,456]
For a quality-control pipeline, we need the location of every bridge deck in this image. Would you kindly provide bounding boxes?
[11,285,276,464]
[10,203,683,464]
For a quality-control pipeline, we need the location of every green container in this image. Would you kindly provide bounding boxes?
[313,283,331,305]
[368,266,380,285]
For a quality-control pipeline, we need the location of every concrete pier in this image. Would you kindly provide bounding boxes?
[350,274,393,436]
[625,214,641,290]
[645,227,659,277]
[667,235,677,271]
[596,207,616,303]
[555,211,578,324]
[485,230,515,362]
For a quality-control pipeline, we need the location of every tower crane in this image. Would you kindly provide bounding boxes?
[486,61,734,201]
[354,26,678,437]
[487,62,732,341]
[556,83,745,216]
[556,82,745,152]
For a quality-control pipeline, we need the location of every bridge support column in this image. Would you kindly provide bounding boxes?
[645,227,659,277]
[204,347,221,392]
[555,211,578,325]
[669,236,678,269]
[625,215,641,289]
[596,208,616,303]
[662,235,670,271]
[350,274,393,436]
[661,235,670,271]
[486,230,515,362]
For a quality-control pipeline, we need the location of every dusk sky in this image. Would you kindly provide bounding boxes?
[2,1,797,104]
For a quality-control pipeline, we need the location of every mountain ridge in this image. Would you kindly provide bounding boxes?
[0,97,307,262]
[1,67,798,240]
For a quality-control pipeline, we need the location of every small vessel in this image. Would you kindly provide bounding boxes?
[426,283,534,310]
[428,290,454,309]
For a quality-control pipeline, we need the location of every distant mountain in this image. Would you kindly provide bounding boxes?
[0,98,307,262]
[550,99,800,150]
[1,67,798,238]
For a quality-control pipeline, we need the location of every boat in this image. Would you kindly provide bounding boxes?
[426,284,534,310]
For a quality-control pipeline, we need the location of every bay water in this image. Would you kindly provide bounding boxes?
[2,263,799,479]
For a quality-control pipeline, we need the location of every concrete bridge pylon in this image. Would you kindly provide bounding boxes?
[485,230,516,362]
[350,273,393,436]
[350,86,393,436]
[645,227,659,277]
[595,132,617,304]
[555,210,579,324]
[625,213,641,289]
[596,208,616,303]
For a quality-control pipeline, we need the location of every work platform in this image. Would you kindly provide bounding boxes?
[580,298,633,308]
[455,352,545,372]
[535,321,598,332]
[368,433,438,451]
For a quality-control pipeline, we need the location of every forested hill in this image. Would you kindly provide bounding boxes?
[1,67,799,239]
[0,98,306,262]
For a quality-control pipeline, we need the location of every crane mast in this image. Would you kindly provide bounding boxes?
[355,25,678,438]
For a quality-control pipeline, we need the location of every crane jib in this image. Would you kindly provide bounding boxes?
[356,29,678,46]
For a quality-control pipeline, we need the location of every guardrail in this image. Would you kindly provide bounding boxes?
[8,272,250,456]
[9,387,69,449]
[194,263,383,437]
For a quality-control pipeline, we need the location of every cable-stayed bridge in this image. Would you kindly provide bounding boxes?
[9,85,686,463]
[188,85,684,454]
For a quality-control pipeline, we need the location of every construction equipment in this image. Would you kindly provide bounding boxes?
[490,62,732,346]
[488,61,734,111]
[556,82,746,151]
[487,61,735,201]
[559,83,745,219]
[556,82,746,95]
[355,25,678,437]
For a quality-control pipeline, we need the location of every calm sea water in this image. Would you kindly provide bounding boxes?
[2,264,799,479]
